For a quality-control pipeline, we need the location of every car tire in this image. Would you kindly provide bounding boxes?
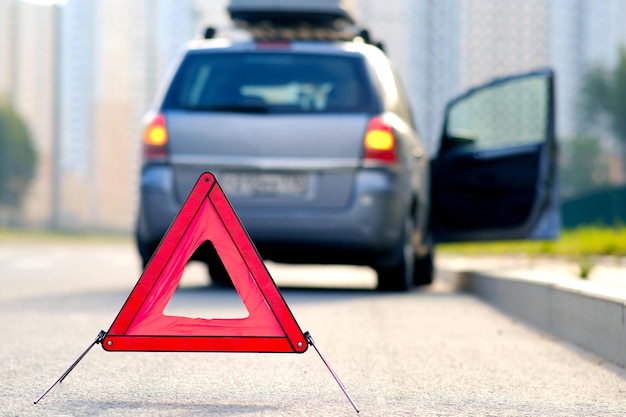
[205,247,234,287]
[135,229,158,269]
[375,216,415,292]
[413,236,434,286]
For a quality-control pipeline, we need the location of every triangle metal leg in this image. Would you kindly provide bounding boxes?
[34,330,106,405]
[305,331,359,413]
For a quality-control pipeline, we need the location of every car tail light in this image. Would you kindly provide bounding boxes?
[143,113,168,161]
[363,116,398,164]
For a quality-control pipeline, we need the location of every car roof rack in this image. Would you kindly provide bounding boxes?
[227,0,358,26]
[202,0,384,49]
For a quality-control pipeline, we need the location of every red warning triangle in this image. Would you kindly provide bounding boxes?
[102,172,308,354]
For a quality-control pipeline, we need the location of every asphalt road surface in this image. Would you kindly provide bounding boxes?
[2,240,626,416]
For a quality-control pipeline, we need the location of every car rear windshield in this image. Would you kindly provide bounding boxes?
[162,51,377,114]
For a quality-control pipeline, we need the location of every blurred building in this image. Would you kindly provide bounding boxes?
[0,0,222,230]
[0,0,12,93]
[550,0,626,139]
[461,0,548,86]
[1,0,57,227]
[1,0,626,231]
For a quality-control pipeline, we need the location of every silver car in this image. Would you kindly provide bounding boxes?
[136,34,558,291]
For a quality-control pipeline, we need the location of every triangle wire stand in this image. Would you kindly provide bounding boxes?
[33,330,360,413]
[34,330,106,404]
[305,331,360,413]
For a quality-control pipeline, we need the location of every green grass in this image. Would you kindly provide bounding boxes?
[2,226,626,258]
[438,226,626,258]
[0,229,132,244]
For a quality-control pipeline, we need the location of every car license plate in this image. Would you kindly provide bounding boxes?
[220,172,308,196]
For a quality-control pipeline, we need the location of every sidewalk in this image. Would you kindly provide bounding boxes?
[437,254,626,368]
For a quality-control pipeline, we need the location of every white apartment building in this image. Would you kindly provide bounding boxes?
[3,1,57,226]
[1,0,210,230]
[461,0,548,89]
[0,0,12,94]
[2,0,626,231]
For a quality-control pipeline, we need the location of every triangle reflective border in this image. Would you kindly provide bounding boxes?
[102,172,308,353]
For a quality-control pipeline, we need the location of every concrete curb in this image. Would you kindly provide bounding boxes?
[452,270,626,367]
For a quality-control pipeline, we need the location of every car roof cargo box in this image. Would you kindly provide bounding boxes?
[227,0,359,27]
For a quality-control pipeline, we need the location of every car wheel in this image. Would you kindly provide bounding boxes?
[135,229,158,269]
[206,247,233,287]
[413,235,434,286]
[376,216,415,292]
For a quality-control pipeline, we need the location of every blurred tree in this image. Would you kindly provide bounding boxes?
[0,98,37,208]
[559,135,610,198]
[580,47,626,161]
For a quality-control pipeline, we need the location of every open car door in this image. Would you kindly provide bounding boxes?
[431,69,559,243]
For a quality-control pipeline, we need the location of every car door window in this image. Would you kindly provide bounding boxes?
[446,76,548,150]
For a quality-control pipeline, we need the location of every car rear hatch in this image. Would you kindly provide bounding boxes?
[158,46,379,210]
[167,112,369,209]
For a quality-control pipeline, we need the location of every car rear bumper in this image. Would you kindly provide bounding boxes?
[136,165,407,263]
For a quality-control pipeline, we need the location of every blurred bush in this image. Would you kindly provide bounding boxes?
[0,97,37,210]
[559,135,612,198]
